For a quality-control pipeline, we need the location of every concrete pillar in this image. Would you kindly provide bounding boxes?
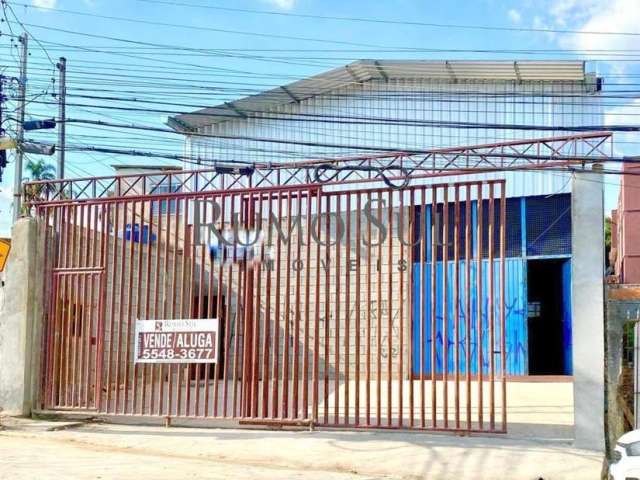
[0,218,43,416]
[571,168,605,451]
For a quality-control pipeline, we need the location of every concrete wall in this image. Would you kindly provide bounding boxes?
[0,218,43,416]
[571,168,606,451]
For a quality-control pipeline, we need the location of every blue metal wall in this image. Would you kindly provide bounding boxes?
[411,258,527,376]
[411,194,573,377]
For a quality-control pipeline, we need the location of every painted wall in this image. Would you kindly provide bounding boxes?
[412,258,527,376]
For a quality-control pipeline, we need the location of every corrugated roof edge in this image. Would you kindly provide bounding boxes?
[167,59,593,132]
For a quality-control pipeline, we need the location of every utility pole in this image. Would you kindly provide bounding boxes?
[57,57,66,179]
[0,75,5,183]
[12,33,28,222]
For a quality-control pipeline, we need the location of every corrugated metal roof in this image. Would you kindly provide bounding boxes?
[169,60,590,131]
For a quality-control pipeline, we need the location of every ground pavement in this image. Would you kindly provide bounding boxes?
[0,417,603,479]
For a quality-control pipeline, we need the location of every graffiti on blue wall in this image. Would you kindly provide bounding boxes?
[411,258,527,376]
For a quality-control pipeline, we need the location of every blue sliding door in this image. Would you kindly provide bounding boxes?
[411,258,527,376]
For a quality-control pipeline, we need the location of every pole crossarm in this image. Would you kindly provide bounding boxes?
[23,132,613,206]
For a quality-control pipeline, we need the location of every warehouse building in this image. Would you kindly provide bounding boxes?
[169,60,603,378]
[0,61,607,452]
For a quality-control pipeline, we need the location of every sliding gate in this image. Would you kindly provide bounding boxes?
[36,179,507,433]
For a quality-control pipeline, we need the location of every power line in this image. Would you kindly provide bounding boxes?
[132,0,640,38]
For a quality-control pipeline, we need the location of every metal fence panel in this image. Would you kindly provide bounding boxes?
[38,180,507,433]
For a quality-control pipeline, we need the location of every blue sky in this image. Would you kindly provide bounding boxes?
[1,0,638,236]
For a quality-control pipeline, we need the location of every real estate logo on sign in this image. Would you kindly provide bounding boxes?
[134,318,219,364]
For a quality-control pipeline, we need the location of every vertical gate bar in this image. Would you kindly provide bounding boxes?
[152,199,162,415]
[72,203,85,406]
[79,205,91,407]
[334,192,342,425]
[398,190,405,428]
[41,207,51,407]
[408,189,415,428]
[233,265,244,417]
[55,269,65,407]
[365,191,372,426]
[133,200,146,414]
[69,205,81,406]
[181,203,199,417]
[488,183,495,431]
[158,196,171,416]
[186,224,196,417]
[222,232,233,418]
[64,273,75,406]
[477,183,484,430]
[96,204,109,411]
[132,201,145,414]
[56,204,69,407]
[240,195,251,417]
[82,204,93,408]
[282,192,293,418]
[419,187,427,428]
[87,203,99,408]
[46,207,59,407]
[222,193,235,417]
[114,200,128,413]
[465,184,472,430]
[292,191,302,419]
[271,191,282,419]
[95,203,108,411]
[354,194,361,426]
[60,205,70,406]
[209,196,224,417]
[303,190,312,419]
[500,182,507,432]
[387,189,393,427]
[210,194,223,417]
[106,202,120,413]
[37,208,45,408]
[261,192,273,418]
[123,200,137,414]
[454,186,461,429]
[40,206,52,408]
[231,195,242,417]
[195,196,206,417]
[168,196,181,417]
[145,199,156,415]
[251,194,263,417]
[312,188,322,423]
[376,191,382,427]
[178,198,190,416]
[76,204,87,407]
[443,187,449,429]
[247,193,257,417]
[69,207,80,406]
[430,187,437,428]
[45,207,58,408]
[344,193,351,425]
[64,205,76,406]
[324,193,331,425]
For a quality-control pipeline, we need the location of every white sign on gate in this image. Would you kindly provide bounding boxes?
[134,319,219,364]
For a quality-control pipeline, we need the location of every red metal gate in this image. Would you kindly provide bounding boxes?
[36,179,507,433]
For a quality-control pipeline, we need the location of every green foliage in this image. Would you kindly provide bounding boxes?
[25,159,56,182]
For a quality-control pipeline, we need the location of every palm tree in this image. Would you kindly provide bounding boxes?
[25,159,56,181]
[23,159,57,203]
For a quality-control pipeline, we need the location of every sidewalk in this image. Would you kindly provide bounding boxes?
[0,417,604,479]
